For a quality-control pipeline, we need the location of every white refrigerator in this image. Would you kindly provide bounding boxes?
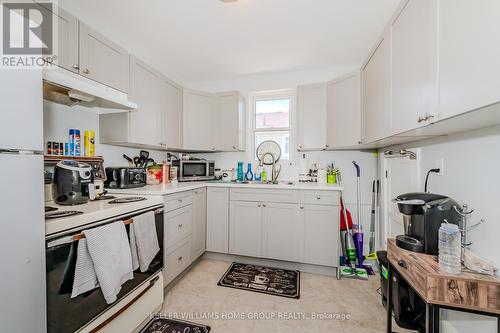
[0,69,46,332]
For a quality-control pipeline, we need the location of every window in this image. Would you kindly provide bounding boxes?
[251,92,293,161]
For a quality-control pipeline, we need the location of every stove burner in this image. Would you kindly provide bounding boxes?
[45,210,83,219]
[93,195,116,201]
[108,197,146,204]
[45,206,58,213]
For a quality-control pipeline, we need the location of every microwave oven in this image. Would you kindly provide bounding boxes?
[174,160,215,182]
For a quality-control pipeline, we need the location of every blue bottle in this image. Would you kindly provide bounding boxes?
[245,163,253,181]
[237,162,244,182]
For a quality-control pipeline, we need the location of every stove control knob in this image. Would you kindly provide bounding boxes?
[134,174,141,181]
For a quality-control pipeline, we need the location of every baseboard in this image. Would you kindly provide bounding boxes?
[202,252,339,277]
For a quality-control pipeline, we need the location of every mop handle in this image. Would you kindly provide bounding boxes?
[352,161,362,232]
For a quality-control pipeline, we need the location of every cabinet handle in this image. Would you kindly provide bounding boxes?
[178,199,183,203]
[178,256,183,261]
[300,206,304,209]
[232,146,236,150]
[426,113,435,121]
[316,196,321,200]
[325,144,329,148]
[83,68,90,74]
[178,224,183,228]
[262,203,267,208]
[299,145,303,149]
[417,115,425,123]
[257,203,261,207]
[72,64,79,70]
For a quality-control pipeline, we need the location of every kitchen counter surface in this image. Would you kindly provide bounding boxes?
[45,194,163,237]
[107,181,343,196]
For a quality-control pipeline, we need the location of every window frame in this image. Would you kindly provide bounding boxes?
[248,89,296,163]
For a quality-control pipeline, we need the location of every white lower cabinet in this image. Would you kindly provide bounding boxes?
[302,204,339,267]
[164,236,192,286]
[262,203,303,262]
[165,205,192,248]
[192,188,207,260]
[206,188,229,253]
[229,201,263,257]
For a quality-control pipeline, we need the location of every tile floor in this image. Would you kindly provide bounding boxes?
[161,259,411,332]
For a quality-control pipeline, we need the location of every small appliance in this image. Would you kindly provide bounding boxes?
[395,192,461,255]
[172,159,215,182]
[53,160,93,205]
[104,167,147,188]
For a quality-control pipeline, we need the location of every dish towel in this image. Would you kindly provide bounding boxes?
[71,238,99,298]
[129,211,160,272]
[71,221,134,304]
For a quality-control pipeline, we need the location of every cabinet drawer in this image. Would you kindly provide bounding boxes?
[301,191,338,206]
[230,188,299,204]
[165,205,193,248]
[387,241,427,299]
[165,191,193,212]
[164,237,191,286]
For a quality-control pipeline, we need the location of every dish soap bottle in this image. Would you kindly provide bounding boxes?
[237,162,244,182]
[245,163,253,181]
[254,165,262,181]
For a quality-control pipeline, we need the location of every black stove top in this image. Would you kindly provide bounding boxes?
[45,210,84,220]
[108,197,146,204]
[45,206,58,213]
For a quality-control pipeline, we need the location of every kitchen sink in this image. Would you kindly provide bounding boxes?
[239,181,295,186]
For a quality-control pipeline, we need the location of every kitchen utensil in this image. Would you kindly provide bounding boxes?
[123,154,134,166]
[139,150,149,167]
[133,156,141,167]
[53,160,93,205]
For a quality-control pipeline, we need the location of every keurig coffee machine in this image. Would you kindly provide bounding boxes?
[395,192,461,255]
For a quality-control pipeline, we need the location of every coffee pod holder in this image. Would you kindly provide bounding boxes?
[452,204,486,262]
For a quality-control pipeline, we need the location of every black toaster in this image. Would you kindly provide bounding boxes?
[105,167,147,188]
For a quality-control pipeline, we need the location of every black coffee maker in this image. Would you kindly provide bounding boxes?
[395,192,460,255]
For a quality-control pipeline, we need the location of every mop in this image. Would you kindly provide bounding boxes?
[352,161,375,275]
[337,169,368,280]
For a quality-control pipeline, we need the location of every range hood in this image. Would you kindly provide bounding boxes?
[43,68,137,112]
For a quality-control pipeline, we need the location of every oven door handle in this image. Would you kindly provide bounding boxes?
[89,275,160,333]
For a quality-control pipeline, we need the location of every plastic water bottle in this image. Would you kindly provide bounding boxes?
[438,223,462,274]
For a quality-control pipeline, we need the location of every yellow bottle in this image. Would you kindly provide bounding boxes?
[84,130,95,157]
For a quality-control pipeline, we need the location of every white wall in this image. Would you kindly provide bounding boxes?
[43,101,169,167]
[382,126,500,332]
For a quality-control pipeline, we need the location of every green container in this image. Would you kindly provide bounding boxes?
[327,174,337,184]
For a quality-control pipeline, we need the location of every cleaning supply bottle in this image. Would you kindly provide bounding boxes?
[254,165,262,181]
[245,163,253,181]
[237,162,244,182]
[261,169,267,183]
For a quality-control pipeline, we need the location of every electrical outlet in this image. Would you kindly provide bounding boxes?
[435,158,444,176]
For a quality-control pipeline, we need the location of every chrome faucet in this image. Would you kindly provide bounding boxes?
[259,152,281,183]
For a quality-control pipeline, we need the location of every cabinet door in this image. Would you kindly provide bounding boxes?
[302,205,339,267]
[262,203,302,262]
[206,188,229,253]
[362,32,391,143]
[229,201,263,257]
[161,78,183,149]
[192,188,207,260]
[128,56,162,146]
[213,92,242,151]
[79,23,129,93]
[165,205,193,249]
[326,71,362,148]
[297,83,327,150]
[391,0,438,134]
[438,0,500,119]
[36,5,79,73]
[183,89,213,151]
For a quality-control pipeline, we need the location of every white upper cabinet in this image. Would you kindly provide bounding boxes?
[362,30,392,143]
[212,91,246,151]
[160,78,183,149]
[438,0,500,119]
[128,56,162,146]
[391,0,438,134]
[297,83,327,150]
[79,23,129,93]
[183,89,214,151]
[36,5,79,73]
[326,70,362,148]
[100,57,183,149]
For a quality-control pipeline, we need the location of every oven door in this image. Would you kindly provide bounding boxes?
[45,206,164,333]
[180,161,209,181]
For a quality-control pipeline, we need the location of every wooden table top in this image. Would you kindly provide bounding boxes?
[387,239,500,315]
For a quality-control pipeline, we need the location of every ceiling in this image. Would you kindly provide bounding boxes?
[60,0,400,84]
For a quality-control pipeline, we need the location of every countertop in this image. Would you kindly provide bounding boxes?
[45,194,164,237]
[107,181,343,196]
